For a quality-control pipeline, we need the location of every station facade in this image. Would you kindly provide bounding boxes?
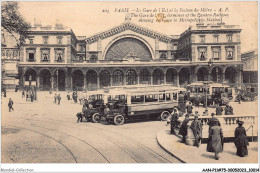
[18,21,243,91]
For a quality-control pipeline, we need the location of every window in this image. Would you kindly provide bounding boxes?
[227,35,232,42]
[198,47,207,60]
[131,95,144,104]
[113,70,123,83]
[200,35,205,43]
[226,47,234,60]
[79,44,85,51]
[29,39,33,44]
[159,51,167,59]
[159,94,166,102]
[29,53,35,62]
[212,47,221,60]
[43,36,49,44]
[145,94,158,103]
[213,35,219,43]
[41,49,50,62]
[54,48,64,62]
[57,36,62,44]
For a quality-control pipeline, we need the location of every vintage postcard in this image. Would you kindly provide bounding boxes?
[1,1,259,172]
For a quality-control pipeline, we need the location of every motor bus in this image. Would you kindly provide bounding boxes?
[99,86,185,125]
[187,82,233,106]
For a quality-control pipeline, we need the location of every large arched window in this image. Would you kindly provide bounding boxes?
[126,69,137,85]
[105,37,152,60]
[100,70,111,87]
[113,70,123,86]
[140,69,150,84]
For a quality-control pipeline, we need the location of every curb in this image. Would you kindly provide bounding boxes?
[156,130,186,163]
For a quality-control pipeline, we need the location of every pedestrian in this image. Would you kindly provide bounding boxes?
[53,94,57,104]
[194,111,200,117]
[195,96,200,108]
[57,94,61,105]
[216,105,223,116]
[4,89,6,97]
[179,114,190,143]
[202,110,209,125]
[190,115,202,147]
[237,92,242,104]
[186,101,193,114]
[234,120,249,157]
[169,108,179,134]
[22,90,25,98]
[207,113,221,131]
[206,119,224,160]
[67,92,70,100]
[31,92,34,102]
[8,98,14,112]
[83,99,89,108]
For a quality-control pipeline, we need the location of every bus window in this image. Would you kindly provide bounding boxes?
[131,95,144,104]
[159,94,165,102]
[173,93,177,100]
[145,94,158,102]
[166,93,171,101]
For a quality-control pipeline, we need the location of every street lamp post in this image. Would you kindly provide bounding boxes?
[204,81,209,111]
[29,74,32,91]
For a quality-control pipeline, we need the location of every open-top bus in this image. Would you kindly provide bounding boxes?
[99,86,185,125]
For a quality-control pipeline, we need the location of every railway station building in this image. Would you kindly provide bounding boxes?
[17,21,243,91]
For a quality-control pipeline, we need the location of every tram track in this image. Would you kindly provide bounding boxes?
[23,116,174,163]
[10,118,139,163]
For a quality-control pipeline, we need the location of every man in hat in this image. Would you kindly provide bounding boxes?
[234,120,249,157]
[8,98,14,112]
[186,101,193,114]
[190,114,202,147]
[207,119,223,160]
[169,108,179,134]
[208,113,221,131]
[216,105,223,116]
[179,114,190,143]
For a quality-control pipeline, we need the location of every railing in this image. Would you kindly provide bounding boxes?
[1,48,20,60]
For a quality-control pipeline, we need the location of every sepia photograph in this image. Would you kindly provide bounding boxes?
[1,1,259,172]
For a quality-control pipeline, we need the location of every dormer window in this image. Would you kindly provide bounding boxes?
[57,36,63,44]
[227,35,233,42]
[200,35,205,43]
[43,36,49,44]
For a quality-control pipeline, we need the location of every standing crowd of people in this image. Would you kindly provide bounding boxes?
[168,101,249,160]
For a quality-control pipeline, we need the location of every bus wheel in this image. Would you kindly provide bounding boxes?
[160,111,170,121]
[92,113,101,123]
[114,115,124,125]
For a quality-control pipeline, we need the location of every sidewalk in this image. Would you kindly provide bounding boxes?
[157,128,258,163]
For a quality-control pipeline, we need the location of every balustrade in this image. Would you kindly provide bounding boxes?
[1,48,20,60]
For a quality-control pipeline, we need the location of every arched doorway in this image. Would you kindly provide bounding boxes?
[225,66,237,84]
[54,69,66,91]
[100,70,111,88]
[24,68,37,81]
[166,68,177,85]
[197,67,209,81]
[211,67,223,82]
[179,68,190,85]
[126,69,137,85]
[139,69,150,85]
[113,69,124,86]
[152,68,164,85]
[73,70,84,91]
[39,69,51,91]
[87,70,97,91]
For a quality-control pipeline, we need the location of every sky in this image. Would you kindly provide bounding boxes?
[18,1,258,52]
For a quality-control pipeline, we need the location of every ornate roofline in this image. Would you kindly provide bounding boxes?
[85,22,176,44]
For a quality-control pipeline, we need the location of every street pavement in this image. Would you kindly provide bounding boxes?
[1,91,180,163]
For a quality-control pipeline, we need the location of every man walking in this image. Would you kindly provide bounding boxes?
[216,105,223,115]
[179,114,190,143]
[186,101,193,114]
[22,90,25,98]
[190,115,202,147]
[8,98,14,112]
[57,94,61,105]
[53,94,57,104]
[169,108,179,134]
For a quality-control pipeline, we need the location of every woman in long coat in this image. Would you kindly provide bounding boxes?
[234,120,249,157]
[207,120,223,160]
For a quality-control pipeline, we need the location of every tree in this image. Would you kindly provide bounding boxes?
[1,1,30,47]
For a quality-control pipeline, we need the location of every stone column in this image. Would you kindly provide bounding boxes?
[37,75,40,87]
[110,76,113,86]
[208,72,211,81]
[222,73,225,83]
[237,68,242,87]
[22,75,25,88]
[51,75,54,89]
[97,75,100,89]
[123,75,126,86]
[164,73,167,84]
[137,75,140,85]
[83,73,86,91]
[177,72,180,87]
[150,75,153,85]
